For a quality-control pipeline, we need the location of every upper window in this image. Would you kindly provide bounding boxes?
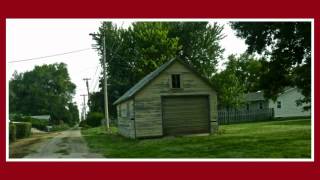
[259,102,263,109]
[121,104,127,117]
[171,74,181,88]
[277,101,281,109]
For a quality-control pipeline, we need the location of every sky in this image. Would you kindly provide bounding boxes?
[6,19,247,116]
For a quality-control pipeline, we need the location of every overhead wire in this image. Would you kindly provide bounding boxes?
[8,48,92,63]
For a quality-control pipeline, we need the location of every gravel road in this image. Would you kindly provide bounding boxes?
[24,127,103,159]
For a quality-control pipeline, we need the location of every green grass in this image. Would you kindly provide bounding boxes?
[81,119,311,158]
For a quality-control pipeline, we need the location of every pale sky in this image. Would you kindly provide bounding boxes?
[6,19,247,115]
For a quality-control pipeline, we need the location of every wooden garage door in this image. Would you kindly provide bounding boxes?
[162,96,210,135]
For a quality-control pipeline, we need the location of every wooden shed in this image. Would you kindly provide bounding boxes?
[113,58,218,138]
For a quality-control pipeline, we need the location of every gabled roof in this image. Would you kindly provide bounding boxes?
[113,58,215,105]
[244,87,296,102]
[245,91,265,101]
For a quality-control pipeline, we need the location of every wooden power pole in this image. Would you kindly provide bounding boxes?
[83,78,91,97]
[80,94,87,119]
[103,35,110,129]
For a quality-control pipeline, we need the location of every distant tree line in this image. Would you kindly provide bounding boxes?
[9,63,79,125]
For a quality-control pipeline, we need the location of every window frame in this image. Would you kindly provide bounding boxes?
[277,101,282,109]
[259,102,263,109]
[120,103,127,117]
[171,74,181,89]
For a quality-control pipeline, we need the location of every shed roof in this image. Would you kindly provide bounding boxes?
[113,58,215,105]
[30,115,51,120]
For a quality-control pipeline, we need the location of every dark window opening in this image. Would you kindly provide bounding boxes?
[171,74,181,88]
[277,101,281,109]
[246,103,249,111]
[259,102,263,109]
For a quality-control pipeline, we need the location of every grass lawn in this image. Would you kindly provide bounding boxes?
[81,119,311,158]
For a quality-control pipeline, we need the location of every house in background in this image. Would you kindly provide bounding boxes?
[30,115,51,122]
[113,58,218,138]
[244,87,311,118]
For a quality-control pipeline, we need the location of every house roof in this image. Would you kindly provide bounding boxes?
[244,87,296,102]
[245,91,265,101]
[30,115,51,120]
[113,58,215,105]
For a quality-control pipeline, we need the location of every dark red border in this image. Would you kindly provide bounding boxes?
[1,0,319,179]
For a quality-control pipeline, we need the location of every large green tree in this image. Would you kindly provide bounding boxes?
[230,22,311,108]
[227,53,264,93]
[9,63,79,125]
[90,21,225,118]
[165,22,225,78]
[90,22,181,118]
[213,53,263,109]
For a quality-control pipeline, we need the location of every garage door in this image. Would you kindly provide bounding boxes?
[162,96,210,136]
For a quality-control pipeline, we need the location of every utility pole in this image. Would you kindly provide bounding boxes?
[103,35,110,129]
[80,94,87,120]
[83,78,91,97]
[81,104,85,121]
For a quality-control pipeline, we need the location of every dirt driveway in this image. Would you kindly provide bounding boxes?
[22,127,103,159]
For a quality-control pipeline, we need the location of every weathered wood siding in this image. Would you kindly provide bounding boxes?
[117,99,135,138]
[134,61,217,138]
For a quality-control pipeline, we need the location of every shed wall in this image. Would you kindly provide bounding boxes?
[117,99,135,138]
[134,61,217,138]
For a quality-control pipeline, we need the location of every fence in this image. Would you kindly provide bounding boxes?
[218,108,274,125]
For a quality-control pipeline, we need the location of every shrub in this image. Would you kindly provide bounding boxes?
[51,124,70,131]
[11,115,49,131]
[15,122,32,139]
[9,123,16,143]
[86,112,104,127]
[79,120,90,128]
[29,118,48,131]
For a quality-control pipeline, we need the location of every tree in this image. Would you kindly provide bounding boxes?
[165,22,225,78]
[227,53,264,93]
[90,22,181,118]
[88,91,104,113]
[212,53,264,109]
[89,21,225,118]
[230,22,311,108]
[9,63,78,125]
[212,55,244,109]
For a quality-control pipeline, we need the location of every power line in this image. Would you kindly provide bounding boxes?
[8,48,92,63]
[83,78,91,97]
[90,65,100,92]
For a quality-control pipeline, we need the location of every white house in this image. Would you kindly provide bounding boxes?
[268,88,311,118]
[244,87,310,118]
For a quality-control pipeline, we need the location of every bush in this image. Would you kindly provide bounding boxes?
[9,123,16,143]
[12,116,49,131]
[79,120,90,128]
[86,112,104,127]
[29,118,48,131]
[51,124,70,131]
[15,122,32,139]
